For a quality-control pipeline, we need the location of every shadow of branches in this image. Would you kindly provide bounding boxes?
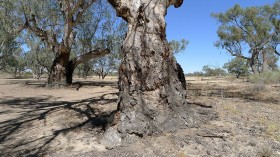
[0,91,118,157]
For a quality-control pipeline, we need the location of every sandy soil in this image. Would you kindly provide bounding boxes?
[0,76,279,157]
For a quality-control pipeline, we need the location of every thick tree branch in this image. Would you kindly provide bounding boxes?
[168,0,184,8]
[17,9,59,48]
[74,48,110,67]
[225,47,250,60]
[15,21,29,34]
[229,16,251,36]
[255,32,278,51]
[60,0,96,49]
[107,0,184,9]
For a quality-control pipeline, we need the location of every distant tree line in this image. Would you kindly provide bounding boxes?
[186,65,227,77]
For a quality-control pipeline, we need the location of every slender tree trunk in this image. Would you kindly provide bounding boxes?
[102,72,107,80]
[236,72,241,78]
[106,0,197,140]
[14,68,17,77]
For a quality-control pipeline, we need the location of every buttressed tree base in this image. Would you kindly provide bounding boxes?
[102,0,199,147]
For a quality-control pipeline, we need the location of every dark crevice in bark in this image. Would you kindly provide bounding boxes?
[66,59,76,85]
[48,53,69,86]
[176,63,186,90]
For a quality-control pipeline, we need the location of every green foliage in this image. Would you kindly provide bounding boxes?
[258,49,279,72]
[3,50,27,77]
[186,66,227,77]
[1,0,127,80]
[223,57,250,78]
[0,0,59,76]
[169,39,189,54]
[249,70,280,84]
[0,0,21,71]
[212,2,280,73]
[202,65,227,76]
[73,0,127,79]
[76,62,93,78]
[24,34,54,78]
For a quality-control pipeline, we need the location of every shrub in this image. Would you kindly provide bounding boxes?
[249,70,280,84]
[223,58,250,78]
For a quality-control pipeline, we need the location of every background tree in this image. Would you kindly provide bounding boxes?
[17,0,110,85]
[202,65,227,77]
[71,0,126,80]
[257,48,279,72]
[223,57,250,78]
[186,71,205,77]
[24,34,54,79]
[2,49,26,77]
[212,2,280,74]
[0,0,22,72]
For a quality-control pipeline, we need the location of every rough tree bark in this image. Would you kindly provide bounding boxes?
[105,0,198,142]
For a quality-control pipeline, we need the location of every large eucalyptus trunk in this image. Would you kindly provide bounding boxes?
[107,0,197,140]
[48,51,70,86]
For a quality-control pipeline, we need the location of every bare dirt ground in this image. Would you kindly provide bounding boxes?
[0,76,279,157]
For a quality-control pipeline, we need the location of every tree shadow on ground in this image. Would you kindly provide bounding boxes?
[21,79,118,90]
[72,80,118,90]
[0,92,118,157]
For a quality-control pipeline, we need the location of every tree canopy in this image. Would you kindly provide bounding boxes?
[223,57,250,78]
[212,1,280,73]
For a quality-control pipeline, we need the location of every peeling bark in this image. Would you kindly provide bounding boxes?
[107,0,198,140]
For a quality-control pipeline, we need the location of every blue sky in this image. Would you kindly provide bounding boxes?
[166,0,277,73]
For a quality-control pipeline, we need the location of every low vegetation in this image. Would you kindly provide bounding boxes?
[249,70,280,84]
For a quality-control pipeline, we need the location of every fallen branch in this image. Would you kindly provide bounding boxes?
[187,100,212,108]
